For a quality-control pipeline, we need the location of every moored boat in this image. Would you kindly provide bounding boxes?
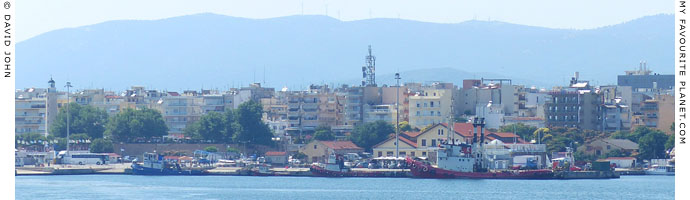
[310,153,403,177]
[131,152,212,175]
[645,165,675,175]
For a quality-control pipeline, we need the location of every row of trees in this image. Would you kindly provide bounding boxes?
[20,100,276,153]
[46,103,169,143]
[184,100,275,145]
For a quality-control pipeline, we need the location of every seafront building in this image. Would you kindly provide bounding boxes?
[15,64,676,144]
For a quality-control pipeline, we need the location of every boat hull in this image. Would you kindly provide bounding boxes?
[131,164,206,175]
[645,171,675,176]
[309,165,405,177]
[406,158,554,179]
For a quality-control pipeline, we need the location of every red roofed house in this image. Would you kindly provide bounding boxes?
[264,151,288,165]
[372,123,498,159]
[372,136,418,158]
[299,140,364,163]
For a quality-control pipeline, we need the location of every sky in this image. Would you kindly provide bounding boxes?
[19,0,673,42]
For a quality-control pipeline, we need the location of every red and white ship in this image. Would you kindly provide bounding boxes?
[406,117,554,179]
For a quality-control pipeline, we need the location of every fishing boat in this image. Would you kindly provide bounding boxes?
[406,117,554,179]
[645,165,675,175]
[310,153,404,177]
[130,152,212,175]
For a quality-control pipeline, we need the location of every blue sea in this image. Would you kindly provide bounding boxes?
[16,175,674,200]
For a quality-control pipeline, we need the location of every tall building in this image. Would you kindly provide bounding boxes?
[408,86,453,129]
[15,78,60,137]
[617,62,673,91]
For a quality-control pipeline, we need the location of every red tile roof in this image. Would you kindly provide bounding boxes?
[265,151,287,156]
[439,122,478,137]
[373,136,418,148]
[401,131,422,138]
[490,132,519,138]
[436,123,526,143]
[320,141,363,150]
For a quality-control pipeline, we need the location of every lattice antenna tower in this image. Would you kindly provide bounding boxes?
[362,45,376,87]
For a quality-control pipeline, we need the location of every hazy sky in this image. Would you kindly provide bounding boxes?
[20,0,672,42]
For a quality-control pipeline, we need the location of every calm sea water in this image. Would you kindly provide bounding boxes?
[16,175,674,200]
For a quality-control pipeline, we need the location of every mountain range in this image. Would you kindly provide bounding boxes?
[17,13,673,91]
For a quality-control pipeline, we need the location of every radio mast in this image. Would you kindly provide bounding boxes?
[362,45,376,87]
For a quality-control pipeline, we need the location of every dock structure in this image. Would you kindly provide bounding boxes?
[553,171,620,179]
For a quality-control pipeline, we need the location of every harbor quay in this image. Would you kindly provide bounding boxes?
[16,162,622,179]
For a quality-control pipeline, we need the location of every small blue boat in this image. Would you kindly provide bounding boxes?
[130,153,209,175]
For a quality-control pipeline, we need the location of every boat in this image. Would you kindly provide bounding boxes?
[406,117,554,179]
[247,163,288,176]
[130,152,212,175]
[645,165,675,175]
[310,153,404,177]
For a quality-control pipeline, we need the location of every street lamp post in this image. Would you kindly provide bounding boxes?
[395,73,400,158]
[65,82,72,155]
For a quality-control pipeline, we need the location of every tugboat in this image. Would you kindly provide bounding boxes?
[131,152,212,175]
[406,117,554,179]
[310,152,402,177]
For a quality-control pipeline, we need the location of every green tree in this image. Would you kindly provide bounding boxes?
[226,147,240,153]
[105,108,168,142]
[313,125,335,141]
[499,123,537,141]
[398,121,412,132]
[533,128,550,143]
[665,134,674,151]
[604,149,629,158]
[349,120,395,152]
[638,129,668,159]
[223,109,238,142]
[197,111,226,142]
[183,121,202,140]
[204,146,218,152]
[233,101,274,145]
[50,103,108,139]
[89,138,114,153]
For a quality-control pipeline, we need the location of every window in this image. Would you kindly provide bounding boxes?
[422,152,427,156]
[431,139,437,147]
[387,151,394,156]
[378,152,382,157]
[416,111,420,116]
[424,103,428,107]
[430,111,434,116]
[437,111,441,116]
[607,145,611,150]
[441,129,444,135]
[421,139,427,146]
[411,152,416,157]
[417,103,420,107]
[314,145,317,149]
[430,102,434,107]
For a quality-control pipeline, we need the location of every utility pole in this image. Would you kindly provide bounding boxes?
[65,82,73,155]
[395,73,400,158]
